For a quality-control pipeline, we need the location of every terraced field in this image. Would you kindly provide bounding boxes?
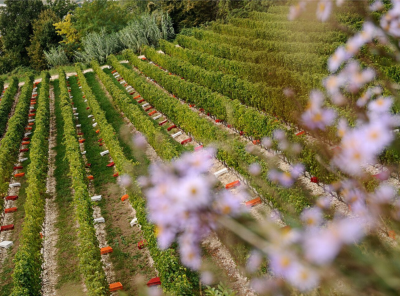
[0,3,398,296]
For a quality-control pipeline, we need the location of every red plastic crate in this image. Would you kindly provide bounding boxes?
[138,240,147,249]
[13,166,23,170]
[181,138,192,145]
[6,196,18,201]
[106,162,115,167]
[167,124,176,131]
[147,277,161,287]
[226,180,240,189]
[159,120,168,126]
[245,197,262,207]
[1,224,14,231]
[5,207,17,213]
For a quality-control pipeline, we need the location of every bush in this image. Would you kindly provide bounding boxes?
[44,46,69,67]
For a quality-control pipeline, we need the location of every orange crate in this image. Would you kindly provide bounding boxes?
[245,197,262,207]
[14,173,25,178]
[22,141,30,145]
[87,175,94,180]
[101,246,113,255]
[109,282,123,292]
[225,180,240,189]
[121,194,129,201]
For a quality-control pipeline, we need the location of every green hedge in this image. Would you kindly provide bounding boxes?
[0,77,18,137]
[11,72,50,296]
[0,74,33,211]
[230,17,333,33]
[212,23,348,43]
[58,69,108,296]
[188,29,341,55]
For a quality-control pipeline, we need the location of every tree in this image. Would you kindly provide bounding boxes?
[47,0,77,19]
[73,0,130,36]
[160,0,218,32]
[53,13,80,59]
[0,0,44,67]
[27,9,61,70]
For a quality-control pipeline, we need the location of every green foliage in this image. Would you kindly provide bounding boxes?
[0,0,44,68]
[73,0,130,36]
[92,59,199,295]
[92,59,182,160]
[75,63,136,174]
[27,9,62,70]
[160,0,218,32]
[205,283,237,296]
[117,13,175,53]
[212,23,348,43]
[74,29,121,65]
[47,0,77,19]
[114,54,314,214]
[11,71,50,296]
[57,68,108,295]
[189,28,341,55]
[44,46,69,68]
[0,77,18,137]
[0,74,34,211]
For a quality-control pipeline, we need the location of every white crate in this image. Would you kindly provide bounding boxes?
[152,114,161,120]
[0,241,13,249]
[9,183,21,188]
[130,218,138,227]
[214,168,228,177]
[100,150,109,156]
[94,217,105,224]
[92,122,97,127]
[76,124,81,128]
[172,131,182,138]
[81,151,86,155]
[88,115,93,118]
[91,195,102,202]
[19,158,28,163]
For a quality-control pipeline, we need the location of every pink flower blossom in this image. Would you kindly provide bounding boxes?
[286,263,320,292]
[301,207,324,228]
[316,0,332,22]
[328,46,349,72]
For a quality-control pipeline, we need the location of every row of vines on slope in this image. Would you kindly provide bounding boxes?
[125,48,338,184]
[0,77,18,138]
[109,55,314,215]
[0,75,34,211]
[11,71,50,296]
[91,60,201,295]
[58,69,109,295]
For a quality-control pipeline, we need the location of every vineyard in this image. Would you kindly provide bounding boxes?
[0,1,399,296]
